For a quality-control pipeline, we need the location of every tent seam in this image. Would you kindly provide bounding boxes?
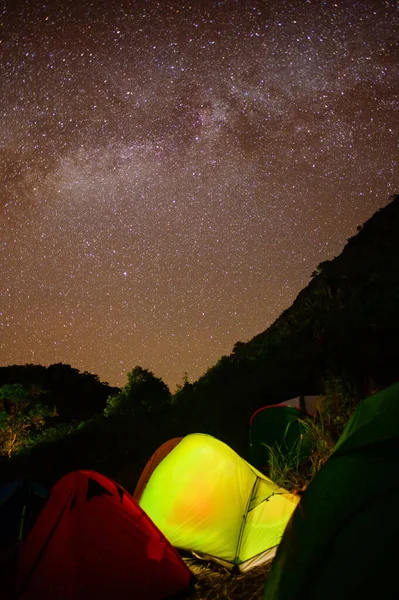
[233,476,259,566]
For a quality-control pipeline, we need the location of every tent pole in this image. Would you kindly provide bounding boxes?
[18,503,27,543]
[233,477,259,568]
[299,395,306,417]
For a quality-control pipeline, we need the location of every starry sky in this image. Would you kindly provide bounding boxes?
[1,0,398,391]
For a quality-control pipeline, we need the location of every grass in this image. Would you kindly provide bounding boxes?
[181,558,272,600]
[265,379,360,493]
[265,434,309,492]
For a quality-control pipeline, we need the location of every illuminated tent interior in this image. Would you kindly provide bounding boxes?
[133,437,183,502]
[139,433,299,572]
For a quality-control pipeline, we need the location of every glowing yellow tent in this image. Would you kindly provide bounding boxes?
[139,433,299,571]
[133,437,183,502]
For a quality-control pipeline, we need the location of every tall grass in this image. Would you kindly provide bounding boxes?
[265,378,360,492]
[266,435,308,491]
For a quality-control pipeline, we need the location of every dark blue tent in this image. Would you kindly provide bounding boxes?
[0,479,48,547]
[0,479,48,598]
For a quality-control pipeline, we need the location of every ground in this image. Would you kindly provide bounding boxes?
[182,558,272,600]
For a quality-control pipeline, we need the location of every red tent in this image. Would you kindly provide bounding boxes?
[17,470,193,600]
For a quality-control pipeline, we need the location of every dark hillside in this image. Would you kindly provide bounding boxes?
[173,194,399,456]
[1,195,398,489]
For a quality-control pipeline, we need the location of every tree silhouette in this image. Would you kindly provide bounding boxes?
[104,367,171,418]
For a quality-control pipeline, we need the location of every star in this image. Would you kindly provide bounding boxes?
[0,0,397,390]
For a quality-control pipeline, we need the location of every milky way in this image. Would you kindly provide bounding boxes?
[1,0,398,389]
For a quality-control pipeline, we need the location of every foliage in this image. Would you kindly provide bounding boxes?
[0,384,57,458]
[19,421,85,455]
[0,364,119,460]
[0,363,120,423]
[1,194,398,502]
[266,436,309,491]
[311,259,332,279]
[173,372,191,395]
[264,376,359,492]
[317,376,359,439]
[104,366,171,418]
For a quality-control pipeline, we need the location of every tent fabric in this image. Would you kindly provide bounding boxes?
[0,479,48,547]
[0,479,48,600]
[249,405,311,471]
[17,470,193,600]
[272,396,321,416]
[134,437,183,502]
[264,382,399,600]
[139,433,299,572]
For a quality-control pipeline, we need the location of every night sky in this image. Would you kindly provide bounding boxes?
[1,0,397,390]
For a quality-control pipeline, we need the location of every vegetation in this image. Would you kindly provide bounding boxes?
[266,436,308,492]
[0,364,119,465]
[0,193,398,499]
[183,558,272,599]
[0,194,398,599]
[0,363,119,423]
[170,193,399,456]
[0,384,56,458]
[104,366,171,418]
[265,377,359,493]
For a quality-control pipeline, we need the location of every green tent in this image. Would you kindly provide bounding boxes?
[249,404,311,471]
[139,433,299,572]
[264,382,399,600]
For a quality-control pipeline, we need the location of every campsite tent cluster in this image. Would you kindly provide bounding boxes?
[0,435,299,599]
[0,383,398,599]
